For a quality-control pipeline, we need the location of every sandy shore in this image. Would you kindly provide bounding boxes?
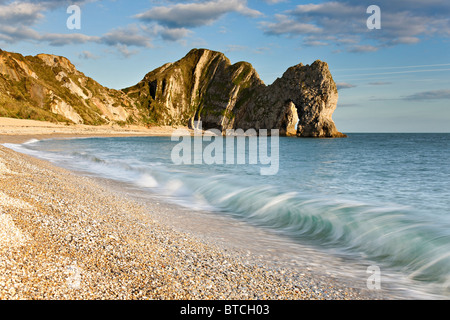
[0,121,382,300]
[0,117,181,144]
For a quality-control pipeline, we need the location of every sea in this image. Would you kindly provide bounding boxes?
[4,133,450,299]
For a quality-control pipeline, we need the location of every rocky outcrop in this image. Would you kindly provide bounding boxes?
[234,60,346,137]
[124,49,346,137]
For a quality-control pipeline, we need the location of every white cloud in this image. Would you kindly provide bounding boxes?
[263,0,287,4]
[0,2,152,51]
[160,27,192,41]
[336,82,357,90]
[347,45,379,53]
[261,14,321,36]
[304,40,329,47]
[368,82,392,86]
[133,0,262,42]
[101,25,152,47]
[78,50,100,60]
[291,2,362,18]
[115,44,140,58]
[0,2,44,26]
[44,33,100,46]
[260,0,450,52]
[403,89,450,101]
[0,25,41,42]
[135,0,262,28]
[0,24,99,46]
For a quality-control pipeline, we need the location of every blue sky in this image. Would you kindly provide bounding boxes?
[0,0,449,132]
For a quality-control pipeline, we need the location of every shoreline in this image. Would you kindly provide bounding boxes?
[0,138,385,300]
[0,117,181,144]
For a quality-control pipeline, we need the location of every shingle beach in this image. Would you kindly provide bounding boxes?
[0,140,382,300]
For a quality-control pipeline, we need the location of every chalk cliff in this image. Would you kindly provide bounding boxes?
[123,49,346,137]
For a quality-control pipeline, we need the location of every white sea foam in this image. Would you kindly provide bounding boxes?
[136,174,158,188]
[23,138,40,145]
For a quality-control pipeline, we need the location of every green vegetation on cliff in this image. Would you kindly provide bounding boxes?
[0,49,138,125]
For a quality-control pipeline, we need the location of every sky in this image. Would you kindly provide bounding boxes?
[0,0,449,133]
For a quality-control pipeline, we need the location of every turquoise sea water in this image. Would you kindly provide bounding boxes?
[6,133,450,298]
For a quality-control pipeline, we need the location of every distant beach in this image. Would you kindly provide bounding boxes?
[0,117,180,144]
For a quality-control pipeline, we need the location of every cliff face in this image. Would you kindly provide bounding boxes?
[0,49,141,125]
[124,49,345,137]
[122,49,263,130]
[0,48,345,137]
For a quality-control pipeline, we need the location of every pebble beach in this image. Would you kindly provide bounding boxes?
[0,134,382,300]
